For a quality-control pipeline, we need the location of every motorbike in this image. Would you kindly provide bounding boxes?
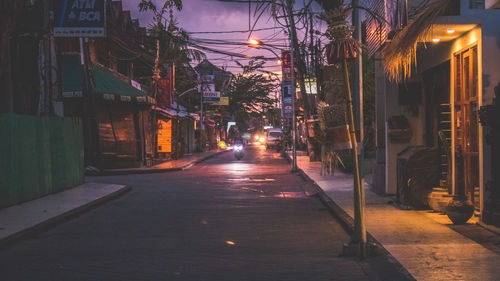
[234,144,244,160]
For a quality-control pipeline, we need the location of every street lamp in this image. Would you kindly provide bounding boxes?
[248,38,262,48]
[245,38,297,171]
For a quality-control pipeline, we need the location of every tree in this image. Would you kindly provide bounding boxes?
[139,0,204,94]
[227,60,278,131]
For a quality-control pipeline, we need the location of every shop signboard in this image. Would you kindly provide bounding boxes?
[281,50,293,82]
[54,0,106,37]
[157,119,172,153]
[203,91,220,103]
[282,81,294,118]
[213,97,229,106]
[305,78,317,94]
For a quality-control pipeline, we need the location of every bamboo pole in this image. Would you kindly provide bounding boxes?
[343,59,366,257]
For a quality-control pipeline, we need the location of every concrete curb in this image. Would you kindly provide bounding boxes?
[94,150,230,176]
[182,149,231,170]
[0,185,131,248]
[284,152,415,280]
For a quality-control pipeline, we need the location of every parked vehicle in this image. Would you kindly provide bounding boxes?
[266,128,283,149]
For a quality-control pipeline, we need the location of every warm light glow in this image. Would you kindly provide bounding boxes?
[248,39,261,46]
[255,135,259,140]
[277,59,282,65]
[226,240,235,245]
[259,137,265,143]
[447,29,455,34]
[432,38,440,43]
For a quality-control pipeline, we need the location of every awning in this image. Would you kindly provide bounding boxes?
[152,106,177,117]
[382,0,452,82]
[61,55,155,104]
[204,119,216,127]
[190,113,200,120]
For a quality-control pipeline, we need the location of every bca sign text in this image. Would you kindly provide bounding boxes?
[54,0,106,37]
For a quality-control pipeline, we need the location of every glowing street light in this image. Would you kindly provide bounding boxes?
[248,38,261,47]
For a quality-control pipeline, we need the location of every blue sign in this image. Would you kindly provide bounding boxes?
[282,81,294,118]
[282,81,293,99]
[54,0,106,37]
[203,97,221,103]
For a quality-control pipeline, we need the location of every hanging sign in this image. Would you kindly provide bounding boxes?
[213,97,229,106]
[282,81,294,118]
[54,0,106,37]
[203,91,220,103]
[281,50,293,82]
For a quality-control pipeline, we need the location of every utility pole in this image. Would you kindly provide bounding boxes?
[285,0,310,152]
[289,17,297,172]
[200,80,204,152]
[80,37,98,166]
[152,39,161,162]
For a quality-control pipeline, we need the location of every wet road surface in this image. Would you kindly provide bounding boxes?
[0,145,408,281]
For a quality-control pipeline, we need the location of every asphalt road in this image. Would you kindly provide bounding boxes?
[0,145,409,281]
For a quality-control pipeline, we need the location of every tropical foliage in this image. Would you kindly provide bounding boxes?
[138,0,204,102]
[226,60,278,130]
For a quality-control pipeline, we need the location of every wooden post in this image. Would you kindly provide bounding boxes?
[343,59,366,257]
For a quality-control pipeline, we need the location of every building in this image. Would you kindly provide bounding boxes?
[367,0,500,227]
[57,1,156,168]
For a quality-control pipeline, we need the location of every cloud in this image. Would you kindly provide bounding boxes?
[122,0,291,72]
[124,0,249,29]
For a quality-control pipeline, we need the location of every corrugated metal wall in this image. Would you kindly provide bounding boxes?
[0,114,84,209]
[364,0,407,57]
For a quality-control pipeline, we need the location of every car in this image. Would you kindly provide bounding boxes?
[266,128,283,149]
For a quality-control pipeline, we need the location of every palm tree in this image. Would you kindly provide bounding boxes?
[139,0,205,69]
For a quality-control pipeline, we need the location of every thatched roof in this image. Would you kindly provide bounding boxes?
[382,0,452,82]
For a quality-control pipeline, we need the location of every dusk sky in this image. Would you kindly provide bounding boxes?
[122,0,326,74]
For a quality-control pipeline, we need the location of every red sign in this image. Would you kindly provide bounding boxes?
[281,50,293,82]
[281,50,291,68]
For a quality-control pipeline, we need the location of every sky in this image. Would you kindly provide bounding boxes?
[122,0,326,74]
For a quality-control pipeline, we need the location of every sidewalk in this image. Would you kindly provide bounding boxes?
[294,154,500,281]
[0,182,129,247]
[96,149,229,176]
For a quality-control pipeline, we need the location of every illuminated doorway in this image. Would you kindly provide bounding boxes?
[454,46,480,212]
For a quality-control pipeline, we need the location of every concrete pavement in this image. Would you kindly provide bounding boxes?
[0,149,228,246]
[0,145,411,281]
[0,182,130,247]
[294,154,500,281]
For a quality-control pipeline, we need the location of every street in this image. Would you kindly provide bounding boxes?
[0,145,408,281]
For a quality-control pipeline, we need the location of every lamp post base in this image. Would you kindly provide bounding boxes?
[342,241,377,258]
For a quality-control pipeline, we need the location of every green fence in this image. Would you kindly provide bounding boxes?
[0,114,84,208]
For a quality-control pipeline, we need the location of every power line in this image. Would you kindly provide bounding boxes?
[187,26,283,34]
